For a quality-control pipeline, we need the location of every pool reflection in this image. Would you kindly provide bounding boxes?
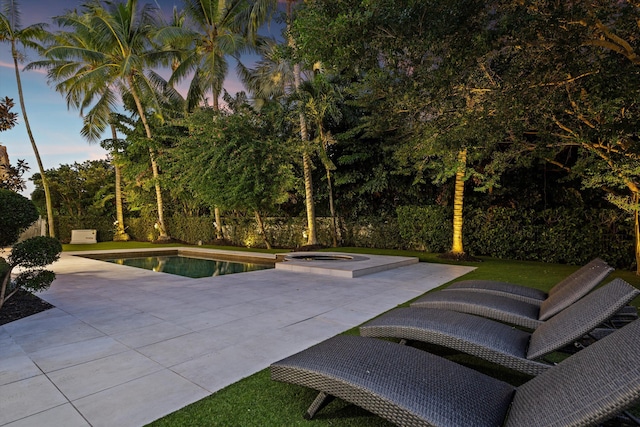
[105,255,273,278]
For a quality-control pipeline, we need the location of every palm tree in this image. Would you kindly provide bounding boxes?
[28,10,135,241]
[165,0,275,111]
[39,0,177,241]
[297,73,344,247]
[0,0,55,237]
[284,0,319,246]
[160,0,278,240]
[239,1,320,246]
[108,122,130,241]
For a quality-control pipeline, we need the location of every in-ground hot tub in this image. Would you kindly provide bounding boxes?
[284,253,369,262]
[276,252,418,278]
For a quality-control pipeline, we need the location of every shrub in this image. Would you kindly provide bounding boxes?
[340,216,406,249]
[398,205,634,268]
[166,216,217,244]
[396,206,452,252]
[0,189,39,246]
[1,236,62,310]
[0,192,62,310]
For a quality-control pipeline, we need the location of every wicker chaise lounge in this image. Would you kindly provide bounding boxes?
[410,262,614,330]
[360,278,639,375]
[445,257,612,304]
[271,319,640,426]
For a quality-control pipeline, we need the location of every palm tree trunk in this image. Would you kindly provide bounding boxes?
[302,150,317,245]
[451,149,467,255]
[128,78,170,241]
[294,65,317,245]
[214,207,224,240]
[148,150,169,240]
[110,125,130,241]
[326,167,338,247]
[635,192,640,276]
[113,164,130,240]
[286,2,317,246]
[11,40,55,237]
[254,210,271,249]
[209,76,224,238]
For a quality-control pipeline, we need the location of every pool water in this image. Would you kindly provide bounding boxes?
[106,255,274,278]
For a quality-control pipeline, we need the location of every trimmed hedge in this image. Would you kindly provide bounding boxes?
[396,206,451,252]
[397,205,635,269]
[55,205,635,269]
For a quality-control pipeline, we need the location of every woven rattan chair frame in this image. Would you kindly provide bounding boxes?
[445,258,611,305]
[272,320,640,426]
[361,279,639,375]
[411,290,544,329]
[410,260,614,329]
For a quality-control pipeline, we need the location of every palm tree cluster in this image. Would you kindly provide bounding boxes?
[2,0,309,241]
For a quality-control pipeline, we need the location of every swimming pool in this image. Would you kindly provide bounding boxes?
[103,255,274,278]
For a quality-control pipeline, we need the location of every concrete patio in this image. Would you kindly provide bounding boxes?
[0,250,474,427]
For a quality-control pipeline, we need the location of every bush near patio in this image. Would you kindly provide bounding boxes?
[397,206,634,269]
[0,190,62,310]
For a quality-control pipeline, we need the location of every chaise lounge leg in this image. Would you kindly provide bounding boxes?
[305,391,335,419]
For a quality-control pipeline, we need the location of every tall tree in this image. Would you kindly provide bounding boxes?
[489,0,640,272]
[162,0,278,111]
[294,0,504,256]
[240,1,320,246]
[39,0,178,241]
[296,73,344,246]
[286,0,318,245]
[173,100,295,249]
[159,0,278,239]
[107,123,130,241]
[0,0,55,236]
[29,11,132,240]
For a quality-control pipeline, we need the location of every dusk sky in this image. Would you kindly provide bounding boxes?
[0,0,284,196]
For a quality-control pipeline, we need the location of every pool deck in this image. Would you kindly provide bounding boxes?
[0,249,474,427]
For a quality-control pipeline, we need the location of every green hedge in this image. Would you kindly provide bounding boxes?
[397,205,635,268]
[56,206,634,269]
[396,206,452,252]
[340,217,407,250]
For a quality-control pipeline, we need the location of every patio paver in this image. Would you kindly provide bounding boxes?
[0,251,474,426]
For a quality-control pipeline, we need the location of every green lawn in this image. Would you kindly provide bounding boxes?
[62,243,640,426]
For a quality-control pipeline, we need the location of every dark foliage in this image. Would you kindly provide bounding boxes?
[0,189,39,246]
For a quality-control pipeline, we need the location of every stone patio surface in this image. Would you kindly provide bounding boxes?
[0,251,474,427]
